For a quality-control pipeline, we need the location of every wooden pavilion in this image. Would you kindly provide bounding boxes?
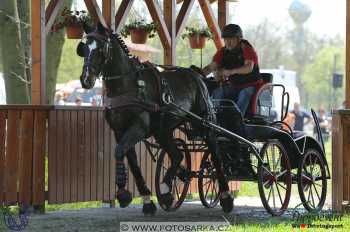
[1,0,350,212]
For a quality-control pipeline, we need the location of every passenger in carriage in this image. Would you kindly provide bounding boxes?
[201,24,261,116]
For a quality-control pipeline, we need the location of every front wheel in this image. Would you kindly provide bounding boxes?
[155,139,191,211]
[258,140,292,216]
[297,149,327,212]
[198,151,221,208]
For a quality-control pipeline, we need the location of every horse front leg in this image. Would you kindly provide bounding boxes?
[125,148,156,215]
[206,129,234,213]
[114,120,156,215]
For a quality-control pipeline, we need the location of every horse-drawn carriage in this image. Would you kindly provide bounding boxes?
[149,72,330,216]
[77,24,330,216]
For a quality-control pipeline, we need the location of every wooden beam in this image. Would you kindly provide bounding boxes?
[45,0,64,35]
[84,0,108,28]
[198,0,224,49]
[347,0,350,108]
[176,0,195,41]
[218,0,228,30]
[103,0,115,31]
[32,0,46,104]
[115,0,135,33]
[164,0,176,65]
[145,0,171,49]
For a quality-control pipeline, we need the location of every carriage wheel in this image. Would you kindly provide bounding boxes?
[198,151,221,208]
[297,149,327,212]
[155,139,191,211]
[258,140,292,216]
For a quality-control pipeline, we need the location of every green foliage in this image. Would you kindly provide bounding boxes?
[51,7,93,32]
[181,26,213,39]
[302,46,345,109]
[57,39,84,83]
[120,20,157,38]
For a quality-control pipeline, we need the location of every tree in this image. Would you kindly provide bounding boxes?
[0,0,29,104]
[0,0,73,104]
[303,46,345,110]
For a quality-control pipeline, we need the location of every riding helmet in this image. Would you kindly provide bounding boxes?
[221,24,243,38]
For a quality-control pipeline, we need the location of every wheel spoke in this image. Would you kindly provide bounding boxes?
[314,182,322,187]
[312,182,321,201]
[275,182,284,206]
[277,182,287,191]
[271,185,276,209]
[205,181,212,199]
[267,185,273,203]
[310,186,316,208]
[276,169,287,179]
[273,153,282,171]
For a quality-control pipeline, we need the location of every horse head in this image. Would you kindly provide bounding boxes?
[77,22,112,89]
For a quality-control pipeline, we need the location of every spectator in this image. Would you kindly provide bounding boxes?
[314,107,330,141]
[55,92,65,105]
[291,102,312,131]
[75,96,82,106]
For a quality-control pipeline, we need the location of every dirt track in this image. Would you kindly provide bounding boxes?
[0,196,332,232]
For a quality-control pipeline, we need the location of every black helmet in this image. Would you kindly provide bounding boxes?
[221,24,243,38]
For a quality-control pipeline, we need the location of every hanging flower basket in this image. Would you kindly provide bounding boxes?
[130,29,149,44]
[50,8,94,39]
[121,20,157,44]
[182,26,212,49]
[66,24,84,39]
[189,35,207,49]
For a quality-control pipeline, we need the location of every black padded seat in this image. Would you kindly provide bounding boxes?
[260,73,273,83]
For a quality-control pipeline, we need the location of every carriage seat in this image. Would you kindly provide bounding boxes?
[245,73,273,119]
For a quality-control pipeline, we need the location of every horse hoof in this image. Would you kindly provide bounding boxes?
[143,200,157,216]
[117,189,132,208]
[158,192,174,210]
[220,194,234,214]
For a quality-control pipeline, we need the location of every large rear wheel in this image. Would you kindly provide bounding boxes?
[258,140,292,216]
[297,149,327,212]
[198,151,221,208]
[155,139,191,211]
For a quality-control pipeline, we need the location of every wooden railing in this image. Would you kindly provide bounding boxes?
[0,105,239,208]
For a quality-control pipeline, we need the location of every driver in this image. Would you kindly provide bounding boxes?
[201,24,261,116]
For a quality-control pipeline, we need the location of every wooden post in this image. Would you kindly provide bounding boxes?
[218,0,228,30]
[45,0,64,35]
[198,0,224,49]
[164,0,176,65]
[115,0,135,33]
[32,0,46,104]
[346,0,350,108]
[176,0,195,41]
[145,0,171,51]
[103,0,115,31]
[84,0,108,28]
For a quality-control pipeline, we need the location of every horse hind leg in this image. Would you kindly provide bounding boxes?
[206,130,234,213]
[157,136,184,209]
[126,148,156,216]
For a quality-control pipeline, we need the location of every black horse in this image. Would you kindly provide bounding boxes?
[77,23,233,215]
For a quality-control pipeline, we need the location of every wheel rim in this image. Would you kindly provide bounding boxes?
[155,142,191,211]
[198,152,220,208]
[258,141,292,216]
[299,150,327,212]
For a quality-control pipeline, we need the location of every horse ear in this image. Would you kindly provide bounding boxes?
[77,42,87,57]
[97,22,106,34]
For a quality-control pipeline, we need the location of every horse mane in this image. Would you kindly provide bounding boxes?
[114,34,141,65]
